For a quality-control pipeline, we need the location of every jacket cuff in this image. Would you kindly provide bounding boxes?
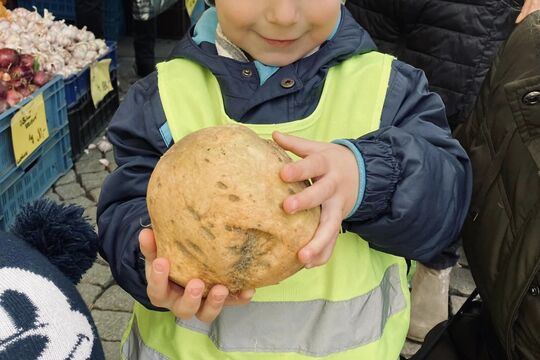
[345,139,401,222]
[331,139,366,218]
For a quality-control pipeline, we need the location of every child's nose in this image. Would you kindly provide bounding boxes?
[265,0,300,27]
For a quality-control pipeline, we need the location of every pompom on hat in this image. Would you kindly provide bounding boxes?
[0,199,104,360]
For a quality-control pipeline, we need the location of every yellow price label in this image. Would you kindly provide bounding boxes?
[185,0,197,16]
[11,94,49,166]
[90,58,113,108]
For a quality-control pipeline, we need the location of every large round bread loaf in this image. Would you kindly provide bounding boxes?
[147,125,320,292]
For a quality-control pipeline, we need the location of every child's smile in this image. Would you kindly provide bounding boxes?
[215,0,341,66]
[260,36,297,48]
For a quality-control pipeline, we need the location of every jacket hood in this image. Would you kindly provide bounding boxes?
[167,5,377,81]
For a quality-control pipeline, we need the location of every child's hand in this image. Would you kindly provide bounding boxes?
[272,131,359,268]
[139,229,255,323]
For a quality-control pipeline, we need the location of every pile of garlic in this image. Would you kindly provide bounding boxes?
[0,7,109,77]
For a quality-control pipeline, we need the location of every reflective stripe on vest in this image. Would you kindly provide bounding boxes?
[122,52,410,360]
[177,264,405,355]
[123,265,405,360]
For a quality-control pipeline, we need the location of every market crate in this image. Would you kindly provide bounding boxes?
[17,0,75,21]
[0,75,68,184]
[64,41,118,109]
[0,125,72,231]
[68,70,119,160]
[17,0,125,40]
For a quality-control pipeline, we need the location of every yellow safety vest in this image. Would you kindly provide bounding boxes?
[122,52,410,360]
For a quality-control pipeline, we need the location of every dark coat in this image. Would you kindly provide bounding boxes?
[455,11,540,360]
[346,0,522,129]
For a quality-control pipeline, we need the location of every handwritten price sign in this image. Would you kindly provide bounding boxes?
[11,94,49,166]
[90,58,113,108]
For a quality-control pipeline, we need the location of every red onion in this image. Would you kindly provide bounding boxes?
[10,65,33,81]
[19,86,33,98]
[0,48,20,69]
[0,99,8,113]
[0,80,7,99]
[32,71,51,87]
[19,54,35,70]
[6,89,23,107]
[10,79,25,91]
[27,84,38,93]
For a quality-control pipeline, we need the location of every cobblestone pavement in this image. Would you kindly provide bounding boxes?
[40,37,477,360]
[44,139,133,360]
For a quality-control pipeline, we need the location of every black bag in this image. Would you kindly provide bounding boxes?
[410,290,506,360]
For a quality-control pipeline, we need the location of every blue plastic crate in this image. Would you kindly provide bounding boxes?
[17,0,76,21]
[68,71,119,160]
[0,76,68,184]
[0,125,72,231]
[64,41,118,109]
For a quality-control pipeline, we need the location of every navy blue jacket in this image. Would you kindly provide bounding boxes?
[97,7,472,309]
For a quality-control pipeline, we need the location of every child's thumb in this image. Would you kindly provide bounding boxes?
[139,228,157,261]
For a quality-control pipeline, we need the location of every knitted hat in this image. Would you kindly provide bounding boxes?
[0,200,104,360]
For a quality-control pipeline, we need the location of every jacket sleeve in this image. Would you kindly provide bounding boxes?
[342,60,472,263]
[97,73,168,310]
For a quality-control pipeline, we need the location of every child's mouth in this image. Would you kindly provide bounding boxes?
[262,37,296,48]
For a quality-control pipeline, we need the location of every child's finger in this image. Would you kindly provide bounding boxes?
[147,258,173,308]
[272,131,321,158]
[139,228,157,260]
[299,204,342,267]
[240,289,256,304]
[280,153,327,183]
[308,238,338,267]
[283,177,333,214]
[171,279,205,320]
[196,285,229,323]
[227,288,256,305]
[139,229,157,279]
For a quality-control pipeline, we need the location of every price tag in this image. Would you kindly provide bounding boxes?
[11,94,49,166]
[90,58,113,108]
